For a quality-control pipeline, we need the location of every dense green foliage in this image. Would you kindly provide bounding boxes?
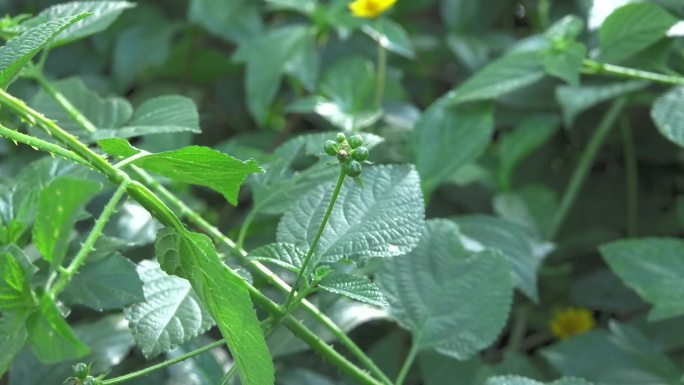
[0,0,684,385]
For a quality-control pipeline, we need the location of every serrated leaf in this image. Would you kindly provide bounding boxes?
[362,18,415,59]
[233,25,317,124]
[318,272,388,307]
[247,242,305,273]
[0,245,37,311]
[155,227,185,278]
[454,215,553,302]
[555,81,648,126]
[377,220,513,359]
[445,51,545,105]
[599,3,677,63]
[33,176,101,266]
[0,311,28,376]
[98,139,262,205]
[412,101,494,193]
[61,253,144,311]
[124,260,214,358]
[0,13,90,88]
[277,165,425,265]
[27,296,89,364]
[601,237,684,321]
[486,375,594,385]
[22,1,135,47]
[651,86,684,148]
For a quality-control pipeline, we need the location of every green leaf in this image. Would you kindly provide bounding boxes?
[233,25,318,124]
[166,336,227,385]
[91,95,201,140]
[542,41,586,86]
[486,376,594,385]
[124,260,214,358]
[22,1,135,47]
[176,230,274,385]
[265,0,318,15]
[651,86,684,148]
[601,237,684,321]
[0,245,37,311]
[73,314,136,373]
[318,272,388,307]
[445,51,545,105]
[545,15,584,41]
[33,176,101,266]
[555,80,648,127]
[498,115,559,190]
[412,102,494,193]
[97,140,262,205]
[247,242,305,273]
[599,3,677,63]
[0,14,90,88]
[362,18,415,59]
[61,253,144,311]
[188,0,262,44]
[0,311,29,376]
[494,184,558,239]
[27,296,89,364]
[541,322,680,384]
[377,220,513,359]
[287,56,380,131]
[277,165,425,265]
[454,215,553,302]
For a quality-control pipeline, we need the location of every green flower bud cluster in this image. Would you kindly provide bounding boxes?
[66,363,100,385]
[323,133,370,177]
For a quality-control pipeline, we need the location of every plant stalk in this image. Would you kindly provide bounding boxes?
[0,123,89,166]
[394,344,418,385]
[582,59,684,86]
[375,39,387,109]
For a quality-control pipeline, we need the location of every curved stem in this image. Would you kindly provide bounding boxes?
[582,59,684,86]
[101,340,225,385]
[236,209,257,249]
[284,167,346,309]
[394,343,418,385]
[47,180,129,298]
[549,98,626,239]
[33,73,98,133]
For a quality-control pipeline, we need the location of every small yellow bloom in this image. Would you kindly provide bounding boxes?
[348,0,397,19]
[550,307,595,340]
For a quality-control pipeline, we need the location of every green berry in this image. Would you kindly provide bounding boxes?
[352,146,368,162]
[73,363,89,380]
[337,149,349,163]
[324,140,338,156]
[348,135,363,149]
[336,133,346,143]
[83,376,98,385]
[344,160,362,177]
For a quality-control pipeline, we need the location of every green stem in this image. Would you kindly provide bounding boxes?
[507,305,528,353]
[219,364,239,385]
[284,166,346,309]
[47,180,129,298]
[374,39,387,109]
[394,343,418,385]
[621,118,638,237]
[33,73,98,133]
[582,59,684,86]
[102,340,225,385]
[549,98,626,239]
[236,209,257,249]
[0,123,89,167]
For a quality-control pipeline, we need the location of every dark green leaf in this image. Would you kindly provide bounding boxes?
[188,0,262,43]
[542,41,586,86]
[318,272,388,307]
[651,86,684,148]
[486,376,593,385]
[0,245,37,311]
[73,314,136,373]
[27,296,89,364]
[362,18,415,59]
[166,336,227,385]
[0,311,29,376]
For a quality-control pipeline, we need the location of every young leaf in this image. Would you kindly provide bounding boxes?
[542,41,586,86]
[486,376,594,385]
[61,253,144,311]
[651,86,684,149]
[362,18,415,59]
[0,311,29,376]
[0,13,90,88]
[376,220,513,359]
[21,1,135,47]
[0,245,37,311]
[247,242,306,272]
[599,3,677,63]
[32,176,101,267]
[277,165,425,265]
[27,296,89,364]
[318,272,388,307]
[124,260,214,358]
[412,101,494,193]
[97,139,262,205]
[445,50,545,105]
[555,81,648,127]
[601,238,684,321]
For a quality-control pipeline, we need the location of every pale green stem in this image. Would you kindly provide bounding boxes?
[0,123,89,167]
[47,180,129,298]
[33,73,98,133]
[236,209,257,249]
[582,59,684,86]
[395,343,419,385]
[374,40,387,109]
[114,151,150,169]
[549,98,626,239]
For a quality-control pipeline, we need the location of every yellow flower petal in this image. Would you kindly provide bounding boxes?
[348,0,397,19]
[550,307,595,340]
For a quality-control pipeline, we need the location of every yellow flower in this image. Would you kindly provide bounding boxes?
[348,0,397,19]
[550,307,595,340]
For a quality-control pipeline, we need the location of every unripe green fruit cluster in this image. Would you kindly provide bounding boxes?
[323,133,369,177]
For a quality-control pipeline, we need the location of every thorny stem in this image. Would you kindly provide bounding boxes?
[549,98,627,239]
[32,72,98,133]
[0,123,88,166]
[284,166,347,309]
[47,180,129,298]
